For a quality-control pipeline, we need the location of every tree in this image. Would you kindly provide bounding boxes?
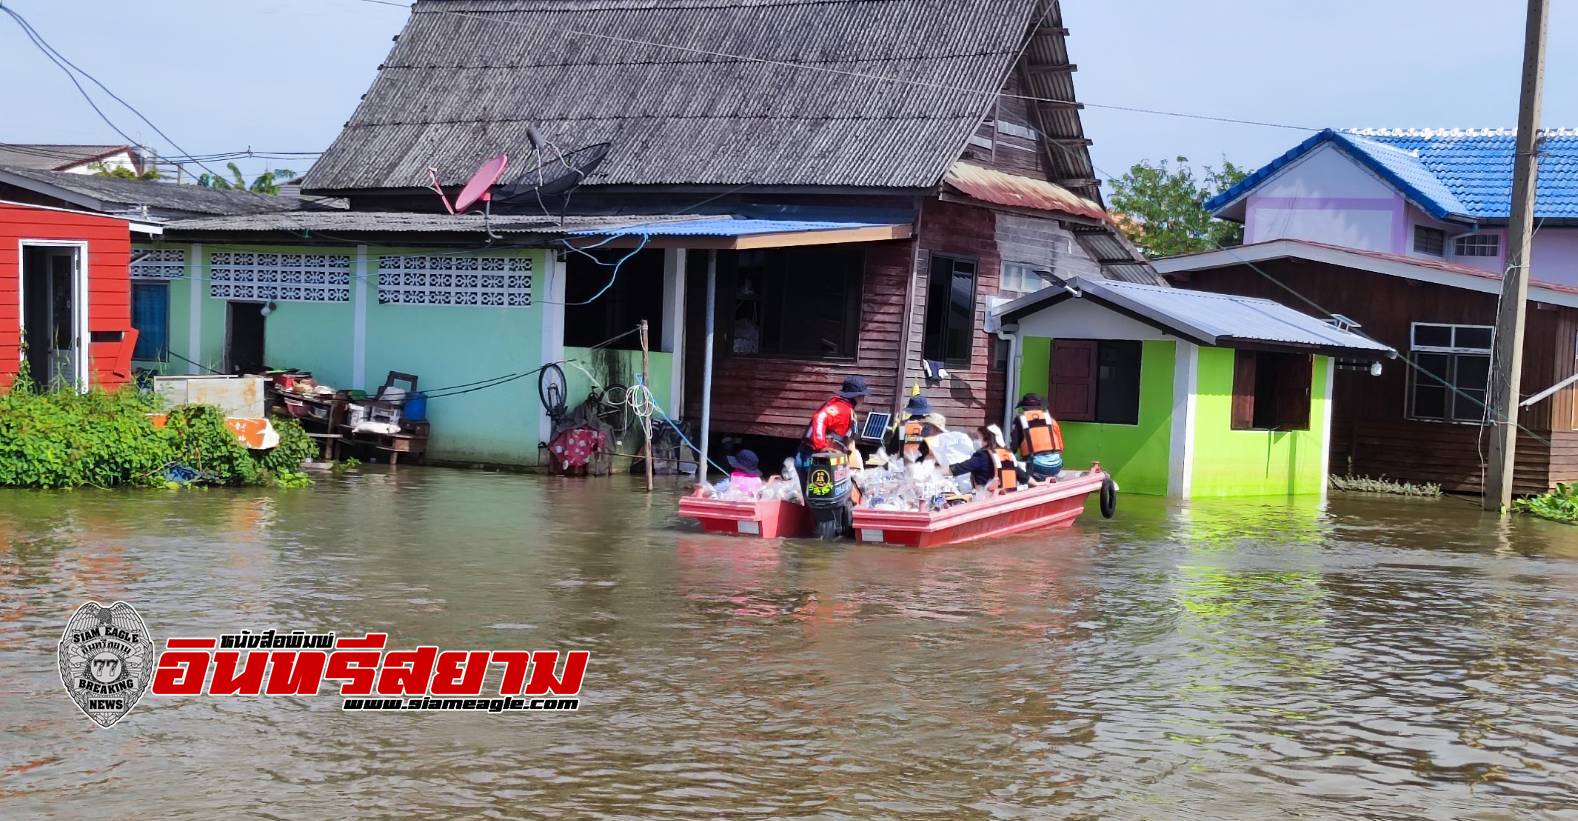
[1108,157,1248,258]
[196,162,298,195]
[90,161,159,181]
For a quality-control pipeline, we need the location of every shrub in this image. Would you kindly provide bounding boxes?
[1513,483,1578,525]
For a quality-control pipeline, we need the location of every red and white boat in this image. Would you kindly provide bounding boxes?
[677,489,814,539]
[851,466,1111,549]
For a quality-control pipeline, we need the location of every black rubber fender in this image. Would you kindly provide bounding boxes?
[1099,477,1118,519]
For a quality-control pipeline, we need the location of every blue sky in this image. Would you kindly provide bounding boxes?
[2,0,1575,188]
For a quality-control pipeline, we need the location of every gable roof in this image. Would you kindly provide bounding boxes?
[1152,238,1578,311]
[995,274,1394,360]
[0,143,139,172]
[302,0,1075,194]
[0,166,315,219]
[1208,128,1578,223]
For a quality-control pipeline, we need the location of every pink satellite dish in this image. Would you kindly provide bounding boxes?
[427,153,509,215]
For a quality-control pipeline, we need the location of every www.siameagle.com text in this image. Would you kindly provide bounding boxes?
[343,696,580,712]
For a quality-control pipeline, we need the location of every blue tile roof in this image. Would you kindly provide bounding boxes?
[1206,128,1578,222]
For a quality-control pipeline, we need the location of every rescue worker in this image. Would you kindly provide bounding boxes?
[1009,393,1064,480]
[797,375,868,470]
[884,394,946,462]
[948,425,1025,492]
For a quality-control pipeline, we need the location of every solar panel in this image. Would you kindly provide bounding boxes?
[859,411,892,442]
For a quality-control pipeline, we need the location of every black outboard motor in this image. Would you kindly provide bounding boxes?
[803,450,854,541]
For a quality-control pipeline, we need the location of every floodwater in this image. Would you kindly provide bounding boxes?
[3,469,1578,820]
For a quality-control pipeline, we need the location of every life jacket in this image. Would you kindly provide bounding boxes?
[993,448,1019,492]
[900,418,930,461]
[1017,409,1063,458]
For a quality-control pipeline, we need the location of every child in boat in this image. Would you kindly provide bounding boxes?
[727,449,764,495]
[947,425,1028,492]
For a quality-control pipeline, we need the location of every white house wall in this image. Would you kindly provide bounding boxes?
[1013,297,1176,341]
[1243,143,1404,252]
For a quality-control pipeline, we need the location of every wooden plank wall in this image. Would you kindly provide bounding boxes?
[911,199,1003,431]
[0,203,133,390]
[963,71,1049,179]
[1180,259,1578,492]
[687,239,912,439]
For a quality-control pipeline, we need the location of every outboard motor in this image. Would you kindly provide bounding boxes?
[803,450,854,541]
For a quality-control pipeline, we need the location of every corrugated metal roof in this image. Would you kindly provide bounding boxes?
[160,211,701,236]
[0,144,135,172]
[567,216,901,237]
[302,0,1055,193]
[0,166,310,217]
[1208,127,1578,221]
[997,275,1394,358]
[943,162,1108,222]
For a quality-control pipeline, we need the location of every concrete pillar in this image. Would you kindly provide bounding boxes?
[661,247,687,417]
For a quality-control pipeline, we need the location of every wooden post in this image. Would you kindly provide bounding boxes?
[640,319,654,493]
[1485,0,1549,512]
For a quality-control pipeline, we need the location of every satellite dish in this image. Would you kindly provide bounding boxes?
[427,153,509,215]
[497,142,610,205]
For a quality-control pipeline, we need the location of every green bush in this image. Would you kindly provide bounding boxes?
[0,385,314,489]
[1514,483,1578,525]
[1329,474,1442,497]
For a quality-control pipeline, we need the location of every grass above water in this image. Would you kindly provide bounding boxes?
[1329,474,1443,497]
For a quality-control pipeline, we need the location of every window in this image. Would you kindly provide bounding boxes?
[1000,261,1046,295]
[1455,233,1500,258]
[1230,350,1313,431]
[1413,225,1445,256]
[208,251,352,303]
[377,254,532,307]
[730,246,863,358]
[131,281,169,362]
[564,248,663,350]
[1410,322,1493,422]
[1050,339,1141,424]
[924,254,978,366]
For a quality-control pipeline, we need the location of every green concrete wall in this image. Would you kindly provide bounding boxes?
[1191,349,1330,497]
[1025,338,1175,496]
[133,243,556,465]
[561,347,674,417]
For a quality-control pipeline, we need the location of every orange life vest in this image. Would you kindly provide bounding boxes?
[901,418,930,461]
[1017,409,1063,458]
[993,448,1019,492]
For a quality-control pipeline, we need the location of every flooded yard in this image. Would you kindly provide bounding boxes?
[3,468,1578,818]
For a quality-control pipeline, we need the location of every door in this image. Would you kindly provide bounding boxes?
[226,302,266,375]
[20,243,87,391]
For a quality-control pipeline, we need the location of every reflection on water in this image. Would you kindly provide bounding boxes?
[3,471,1578,818]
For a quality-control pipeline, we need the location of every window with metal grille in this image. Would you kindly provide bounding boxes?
[1409,323,1493,423]
[1412,226,1445,256]
[1454,233,1500,258]
[131,247,187,279]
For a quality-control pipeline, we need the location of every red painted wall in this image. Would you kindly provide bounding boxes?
[0,202,135,390]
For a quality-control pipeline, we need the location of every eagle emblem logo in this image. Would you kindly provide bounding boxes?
[58,602,154,728]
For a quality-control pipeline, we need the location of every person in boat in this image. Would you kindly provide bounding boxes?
[884,394,946,463]
[797,375,868,471]
[948,425,1027,493]
[727,449,763,496]
[1010,392,1064,481]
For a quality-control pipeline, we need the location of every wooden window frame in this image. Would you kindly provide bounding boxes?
[1230,349,1313,431]
[1050,338,1142,426]
[923,253,979,368]
[1407,322,1494,425]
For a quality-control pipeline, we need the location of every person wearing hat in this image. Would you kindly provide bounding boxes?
[1010,393,1064,480]
[726,449,764,496]
[948,424,1027,492]
[884,394,946,463]
[797,375,869,469]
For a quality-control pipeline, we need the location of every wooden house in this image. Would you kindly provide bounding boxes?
[253,0,1154,459]
[0,200,157,391]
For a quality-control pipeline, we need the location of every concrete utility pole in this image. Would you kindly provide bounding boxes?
[1485,0,1549,512]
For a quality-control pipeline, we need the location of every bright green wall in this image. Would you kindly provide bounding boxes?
[1025,338,1176,496]
[1191,349,1330,497]
[562,347,674,416]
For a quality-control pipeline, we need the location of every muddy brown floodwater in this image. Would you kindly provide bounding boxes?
[3,468,1578,819]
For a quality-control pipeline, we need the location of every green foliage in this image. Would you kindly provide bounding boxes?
[90,161,160,181]
[0,387,170,488]
[1514,483,1578,525]
[331,456,362,474]
[0,385,314,489]
[196,162,298,195]
[1329,474,1443,497]
[1108,156,1249,258]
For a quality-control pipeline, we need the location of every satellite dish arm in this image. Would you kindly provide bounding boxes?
[427,167,455,215]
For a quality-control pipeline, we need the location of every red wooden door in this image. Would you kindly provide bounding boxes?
[1050,340,1097,421]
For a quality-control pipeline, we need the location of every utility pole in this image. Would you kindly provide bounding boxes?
[1485,0,1549,512]
[639,320,654,493]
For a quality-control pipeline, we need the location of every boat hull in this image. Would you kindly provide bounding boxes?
[677,495,814,539]
[852,468,1106,548]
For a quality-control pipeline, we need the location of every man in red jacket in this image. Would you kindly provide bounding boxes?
[797,375,869,466]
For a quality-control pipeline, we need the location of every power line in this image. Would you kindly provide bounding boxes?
[340,0,1318,133]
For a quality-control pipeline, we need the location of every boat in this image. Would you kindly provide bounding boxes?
[851,465,1113,549]
[677,487,814,539]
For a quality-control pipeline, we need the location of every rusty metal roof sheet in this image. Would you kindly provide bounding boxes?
[943,161,1107,222]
